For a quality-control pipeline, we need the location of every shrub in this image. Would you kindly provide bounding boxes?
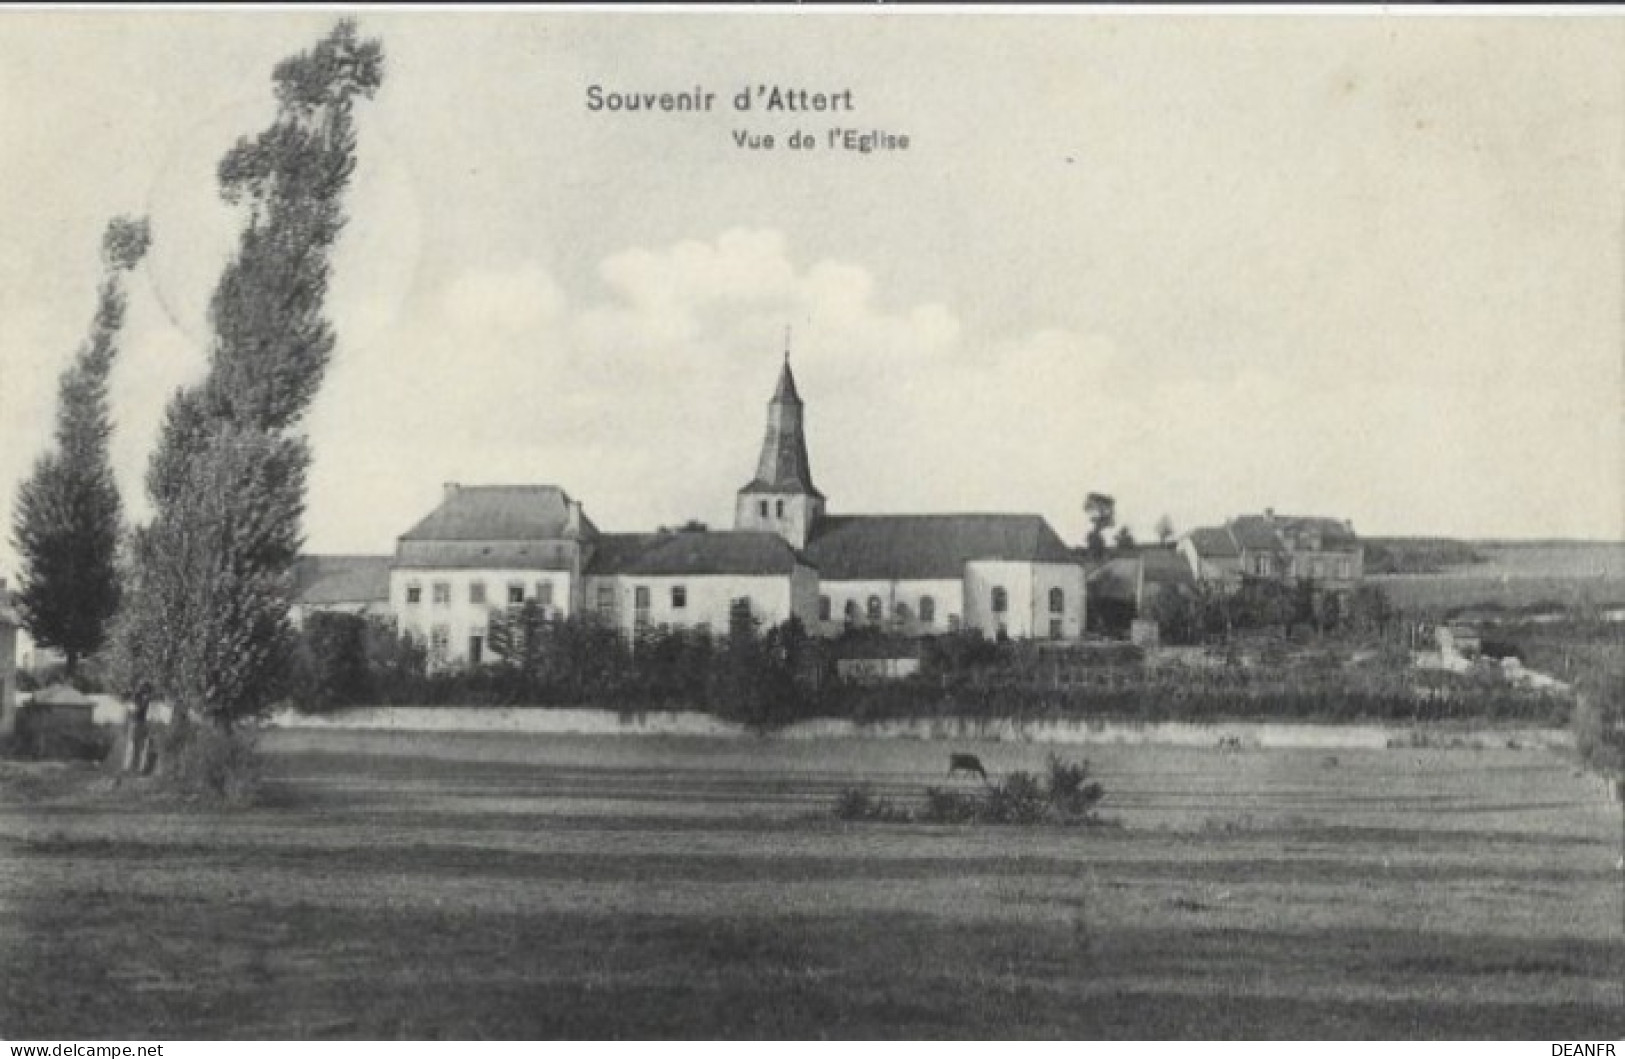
[833,786,909,822]
[153,721,266,807]
[920,786,983,824]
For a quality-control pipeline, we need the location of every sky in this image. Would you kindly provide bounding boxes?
[0,10,1621,578]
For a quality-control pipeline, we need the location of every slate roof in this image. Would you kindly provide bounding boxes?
[400,485,598,542]
[1185,526,1239,558]
[598,531,806,577]
[1086,550,1198,604]
[1086,558,1141,604]
[1272,515,1360,549]
[291,555,392,605]
[739,363,824,499]
[1142,546,1199,588]
[1228,516,1287,553]
[805,514,1077,581]
[585,533,660,577]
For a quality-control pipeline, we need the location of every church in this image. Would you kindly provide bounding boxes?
[366,359,1084,666]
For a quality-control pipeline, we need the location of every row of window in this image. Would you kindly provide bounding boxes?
[814,587,1067,625]
[404,580,558,607]
[756,499,788,519]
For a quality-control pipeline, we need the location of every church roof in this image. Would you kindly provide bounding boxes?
[805,514,1077,581]
[400,485,597,542]
[739,362,823,499]
[587,531,805,577]
[290,555,392,605]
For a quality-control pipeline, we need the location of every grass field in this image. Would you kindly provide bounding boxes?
[2,730,1622,1040]
[1370,540,1625,612]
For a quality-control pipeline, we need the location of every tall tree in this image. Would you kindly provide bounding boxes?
[1084,492,1116,560]
[12,218,150,677]
[117,21,383,727]
[1155,514,1176,545]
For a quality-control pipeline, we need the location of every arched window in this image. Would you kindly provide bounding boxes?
[894,602,911,623]
[920,596,936,624]
[1049,587,1065,614]
[819,595,831,621]
[775,499,785,518]
[991,586,1008,613]
[867,596,883,623]
[844,600,859,623]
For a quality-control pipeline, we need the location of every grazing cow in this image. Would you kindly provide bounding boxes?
[948,752,988,781]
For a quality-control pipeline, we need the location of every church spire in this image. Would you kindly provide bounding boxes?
[735,345,826,549]
[745,358,819,498]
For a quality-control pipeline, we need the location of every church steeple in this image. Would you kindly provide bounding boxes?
[735,348,825,549]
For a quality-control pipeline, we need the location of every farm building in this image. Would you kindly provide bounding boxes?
[316,356,1086,666]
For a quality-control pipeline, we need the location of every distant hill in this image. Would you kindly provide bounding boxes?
[1365,538,1625,613]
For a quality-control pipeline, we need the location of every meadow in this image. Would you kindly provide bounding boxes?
[1,730,1621,1039]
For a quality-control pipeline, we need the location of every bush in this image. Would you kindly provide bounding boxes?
[153,721,266,807]
[867,756,1108,826]
[833,786,909,822]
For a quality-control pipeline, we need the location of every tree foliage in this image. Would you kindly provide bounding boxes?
[12,217,150,675]
[1084,492,1116,560]
[116,22,383,726]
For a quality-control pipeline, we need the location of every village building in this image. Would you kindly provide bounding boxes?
[315,356,1087,666]
[1179,510,1364,595]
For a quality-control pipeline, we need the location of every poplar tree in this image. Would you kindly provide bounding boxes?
[117,21,384,726]
[12,218,150,678]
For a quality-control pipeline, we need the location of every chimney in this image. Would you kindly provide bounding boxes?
[443,482,461,502]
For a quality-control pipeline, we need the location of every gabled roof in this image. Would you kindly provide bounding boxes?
[1086,557,1141,604]
[1142,546,1199,588]
[394,541,578,571]
[1228,516,1287,553]
[806,514,1077,581]
[624,531,805,577]
[1185,526,1239,558]
[587,531,804,577]
[400,485,597,542]
[291,555,392,605]
[1273,515,1360,549]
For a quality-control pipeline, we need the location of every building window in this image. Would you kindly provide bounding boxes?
[948,614,962,632]
[867,596,883,624]
[429,623,450,663]
[920,596,936,624]
[819,595,831,621]
[1050,619,1063,640]
[759,500,769,518]
[507,583,525,605]
[775,499,785,518]
[537,581,554,607]
[894,602,911,623]
[1338,559,1351,580]
[1049,587,1065,614]
[432,581,451,605]
[405,583,422,605]
[596,583,614,615]
[844,600,859,624]
[470,581,487,605]
[672,585,687,609]
[991,586,1008,613]
[469,634,484,664]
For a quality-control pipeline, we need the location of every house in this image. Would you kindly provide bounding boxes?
[389,484,598,665]
[1181,510,1363,595]
[287,555,393,628]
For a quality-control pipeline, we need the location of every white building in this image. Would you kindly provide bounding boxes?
[305,356,1086,665]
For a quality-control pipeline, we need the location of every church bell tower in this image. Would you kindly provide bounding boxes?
[735,351,825,550]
